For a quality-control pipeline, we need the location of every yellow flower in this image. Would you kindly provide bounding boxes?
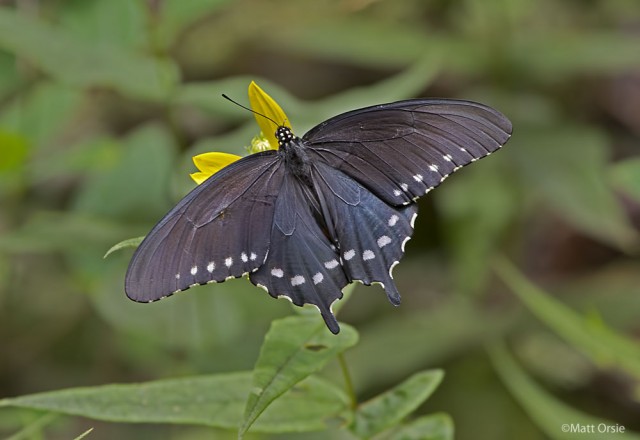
[190,81,291,184]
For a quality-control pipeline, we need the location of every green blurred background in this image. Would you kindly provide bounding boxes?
[1,0,640,438]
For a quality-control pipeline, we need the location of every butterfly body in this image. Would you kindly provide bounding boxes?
[126,99,512,334]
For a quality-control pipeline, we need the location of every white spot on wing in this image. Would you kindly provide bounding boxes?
[393,189,402,196]
[400,183,409,191]
[207,262,215,273]
[389,261,399,279]
[344,249,356,261]
[388,215,399,227]
[241,252,248,263]
[325,259,339,269]
[250,252,257,261]
[377,235,392,248]
[271,268,284,278]
[175,273,181,280]
[413,174,423,182]
[410,213,418,228]
[429,164,439,172]
[291,275,305,286]
[443,154,453,162]
[190,266,198,275]
[313,272,324,285]
[363,249,375,260]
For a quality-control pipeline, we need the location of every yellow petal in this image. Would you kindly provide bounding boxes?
[190,171,212,185]
[248,81,292,150]
[190,152,242,184]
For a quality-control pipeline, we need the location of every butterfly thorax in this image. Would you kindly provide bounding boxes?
[277,127,313,187]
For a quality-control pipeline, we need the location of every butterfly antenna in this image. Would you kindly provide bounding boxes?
[222,94,280,127]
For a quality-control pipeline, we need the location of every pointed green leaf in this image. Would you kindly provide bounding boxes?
[350,370,444,438]
[493,256,640,379]
[0,373,349,433]
[104,236,144,258]
[0,8,178,101]
[389,413,454,440]
[488,341,640,440]
[240,316,358,436]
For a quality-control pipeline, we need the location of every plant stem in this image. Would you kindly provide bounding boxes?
[338,352,357,410]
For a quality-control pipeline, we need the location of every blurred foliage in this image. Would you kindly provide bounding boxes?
[1,0,640,438]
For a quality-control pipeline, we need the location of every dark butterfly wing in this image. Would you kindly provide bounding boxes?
[249,173,349,334]
[312,163,418,305]
[126,151,284,302]
[249,162,417,334]
[303,99,512,206]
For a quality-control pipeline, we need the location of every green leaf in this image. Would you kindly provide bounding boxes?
[272,18,480,73]
[487,341,640,440]
[3,413,58,440]
[72,124,176,223]
[0,82,83,150]
[350,370,444,438]
[104,236,144,258]
[389,413,454,440]
[0,211,135,254]
[57,0,146,50]
[0,8,179,101]
[610,157,640,203]
[0,373,349,433]
[154,0,232,50]
[240,316,358,436]
[0,129,28,171]
[493,256,640,380]
[512,32,640,77]
[511,125,637,249]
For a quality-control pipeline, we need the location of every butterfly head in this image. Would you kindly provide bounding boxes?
[275,126,295,147]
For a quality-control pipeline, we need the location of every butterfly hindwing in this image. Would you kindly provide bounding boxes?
[304,99,512,206]
[312,163,418,306]
[249,173,348,334]
[125,152,284,302]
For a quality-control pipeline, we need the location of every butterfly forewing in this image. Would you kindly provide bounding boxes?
[125,152,283,302]
[304,99,512,206]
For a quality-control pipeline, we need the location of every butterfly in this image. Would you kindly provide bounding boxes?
[125,98,512,334]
